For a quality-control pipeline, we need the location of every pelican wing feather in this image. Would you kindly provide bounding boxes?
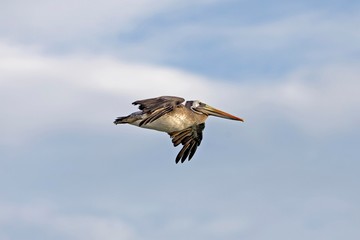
[169,123,205,163]
[132,96,185,126]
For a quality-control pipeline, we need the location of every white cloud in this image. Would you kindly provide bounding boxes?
[0,0,164,41]
[0,41,359,146]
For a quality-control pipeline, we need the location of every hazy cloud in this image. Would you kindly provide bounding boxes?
[0,202,136,240]
[1,41,359,145]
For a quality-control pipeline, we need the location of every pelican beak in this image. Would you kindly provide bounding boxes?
[199,104,244,122]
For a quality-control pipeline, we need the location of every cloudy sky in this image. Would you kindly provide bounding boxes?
[1,0,360,239]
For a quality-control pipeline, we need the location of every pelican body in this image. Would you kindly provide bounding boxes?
[114,96,243,163]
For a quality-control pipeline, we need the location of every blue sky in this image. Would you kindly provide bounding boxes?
[1,1,360,240]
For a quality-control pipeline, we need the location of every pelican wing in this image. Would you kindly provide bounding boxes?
[169,123,205,163]
[132,96,185,126]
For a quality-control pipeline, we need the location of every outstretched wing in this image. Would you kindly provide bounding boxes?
[168,123,205,163]
[132,96,185,126]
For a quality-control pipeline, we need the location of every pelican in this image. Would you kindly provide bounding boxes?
[114,96,244,163]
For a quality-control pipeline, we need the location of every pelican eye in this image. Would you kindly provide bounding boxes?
[191,101,206,114]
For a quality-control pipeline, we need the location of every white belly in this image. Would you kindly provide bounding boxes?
[131,111,196,133]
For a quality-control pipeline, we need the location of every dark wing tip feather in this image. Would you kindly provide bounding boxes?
[170,123,205,164]
[188,142,198,160]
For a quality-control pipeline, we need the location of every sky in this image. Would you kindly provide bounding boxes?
[1,0,360,239]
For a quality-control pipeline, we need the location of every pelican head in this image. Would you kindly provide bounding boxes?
[186,100,244,122]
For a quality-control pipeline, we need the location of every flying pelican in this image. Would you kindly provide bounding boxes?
[114,96,244,163]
